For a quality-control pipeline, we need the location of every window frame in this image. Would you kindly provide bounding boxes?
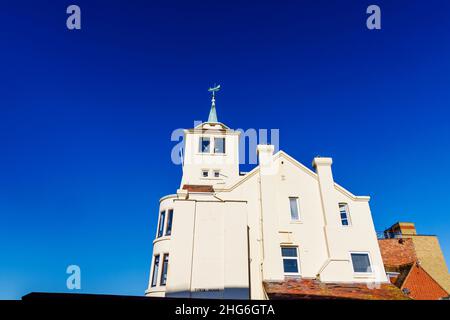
[214,137,226,154]
[349,252,373,274]
[201,169,209,178]
[165,209,173,236]
[289,197,300,221]
[339,203,351,227]
[151,254,160,287]
[160,253,169,286]
[199,137,211,153]
[281,246,301,276]
[157,210,166,238]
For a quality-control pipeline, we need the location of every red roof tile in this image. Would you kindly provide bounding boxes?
[263,278,409,300]
[182,185,214,192]
[401,263,448,300]
[378,238,417,267]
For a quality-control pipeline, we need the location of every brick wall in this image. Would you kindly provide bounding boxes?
[411,236,450,294]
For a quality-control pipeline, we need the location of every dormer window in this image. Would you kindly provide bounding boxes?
[214,137,225,154]
[199,137,210,153]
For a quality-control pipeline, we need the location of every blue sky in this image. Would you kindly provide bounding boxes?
[1,0,450,299]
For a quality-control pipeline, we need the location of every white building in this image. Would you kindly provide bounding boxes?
[145,90,398,300]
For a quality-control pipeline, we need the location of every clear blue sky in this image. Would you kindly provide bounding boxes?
[1,0,450,299]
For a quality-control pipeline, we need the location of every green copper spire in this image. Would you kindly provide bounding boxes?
[207,84,220,123]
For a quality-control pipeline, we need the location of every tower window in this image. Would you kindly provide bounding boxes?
[281,247,300,275]
[165,209,173,236]
[151,255,160,287]
[199,137,210,153]
[214,137,225,153]
[157,210,165,238]
[160,254,169,286]
[339,203,351,226]
[289,197,300,221]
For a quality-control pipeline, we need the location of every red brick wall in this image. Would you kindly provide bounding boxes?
[378,238,417,267]
[403,264,448,300]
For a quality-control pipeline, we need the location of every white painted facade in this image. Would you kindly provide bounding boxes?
[145,111,388,299]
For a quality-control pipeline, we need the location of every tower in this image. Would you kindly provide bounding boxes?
[180,85,241,189]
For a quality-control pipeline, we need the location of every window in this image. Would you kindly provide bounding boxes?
[289,197,300,221]
[214,137,225,153]
[199,137,210,153]
[160,254,169,286]
[350,253,372,273]
[281,247,300,275]
[157,210,165,237]
[202,170,209,177]
[151,255,160,287]
[339,203,351,226]
[213,170,220,178]
[165,210,173,236]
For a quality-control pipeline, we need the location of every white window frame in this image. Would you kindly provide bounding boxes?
[281,246,301,276]
[289,197,300,221]
[199,137,211,153]
[349,251,373,275]
[339,203,351,227]
[160,253,169,286]
[201,169,209,178]
[156,210,166,238]
[165,209,173,236]
[214,137,226,154]
[151,254,160,287]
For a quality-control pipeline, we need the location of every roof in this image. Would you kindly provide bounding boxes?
[378,238,417,267]
[263,278,409,300]
[182,184,214,192]
[396,262,448,300]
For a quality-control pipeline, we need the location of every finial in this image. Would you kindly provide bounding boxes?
[207,84,220,123]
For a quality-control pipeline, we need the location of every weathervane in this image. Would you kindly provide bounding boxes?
[208,84,221,100]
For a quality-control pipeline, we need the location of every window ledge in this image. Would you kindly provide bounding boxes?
[290,220,303,224]
[153,236,171,244]
[353,273,376,279]
[196,153,227,156]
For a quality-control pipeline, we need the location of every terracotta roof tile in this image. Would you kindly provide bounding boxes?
[263,278,409,300]
[182,185,214,192]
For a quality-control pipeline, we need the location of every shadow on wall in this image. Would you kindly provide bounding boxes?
[166,287,250,300]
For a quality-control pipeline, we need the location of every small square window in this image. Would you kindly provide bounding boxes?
[351,253,372,273]
[199,137,210,153]
[202,170,209,177]
[214,170,220,178]
[214,137,225,153]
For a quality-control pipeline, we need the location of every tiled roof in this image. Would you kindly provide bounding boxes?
[378,238,417,267]
[401,263,449,300]
[182,185,214,192]
[263,278,409,300]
